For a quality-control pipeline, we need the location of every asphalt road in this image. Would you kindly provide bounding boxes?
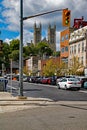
[0,104,87,130]
[8,80,87,101]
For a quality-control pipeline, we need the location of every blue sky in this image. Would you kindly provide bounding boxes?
[0,0,87,50]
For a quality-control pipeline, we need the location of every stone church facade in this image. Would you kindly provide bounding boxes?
[34,23,56,51]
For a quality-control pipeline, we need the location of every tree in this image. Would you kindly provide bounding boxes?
[68,56,84,75]
[36,42,53,58]
[42,59,57,76]
[9,39,20,61]
[0,42,10,70]
[9,50,19,61]
[53,51,60,57]
[56,61,68,76]
[10,39,19,52]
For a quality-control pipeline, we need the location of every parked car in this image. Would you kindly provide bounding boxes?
[77,76,87,88]
[12,75,28,82]
[56,76,65,85]
[35,77,43,84]
[57,77,81,90]
[49,76,57,85]
[41,77,50,84]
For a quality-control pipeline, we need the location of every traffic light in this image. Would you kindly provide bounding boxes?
[62,9,71,27]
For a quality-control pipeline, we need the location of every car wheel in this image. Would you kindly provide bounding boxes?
[77,88,80,90]
[57,84,60,89]
[65,85,67,90]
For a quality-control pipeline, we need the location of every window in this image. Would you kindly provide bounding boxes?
[65,34,69,40]
[72,46,73,54]
[82,42,84,52]
[65,46,68,51]
[78,44,80,53]
[61,48,64,52]
[61,36,64,42]
[74,45,76,54]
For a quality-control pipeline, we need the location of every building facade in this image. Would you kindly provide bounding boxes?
[68,26,87,69]
[34,23,42,45]
[26,56,39,75]
[60,27,74,64]
[34,23,56,51]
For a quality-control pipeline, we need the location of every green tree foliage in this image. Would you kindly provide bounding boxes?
[9,50,19,61]
[9,39,20,61]
[0,42,10,70]
[53,51,60,57]
[23,44,38,57]
[10,39,19,52]
[36,42,53,58]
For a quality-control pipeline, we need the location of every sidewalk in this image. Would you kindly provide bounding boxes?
[0,92,87,113]
[0,92,54,113]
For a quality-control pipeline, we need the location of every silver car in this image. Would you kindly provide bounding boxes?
[57,77,81,90]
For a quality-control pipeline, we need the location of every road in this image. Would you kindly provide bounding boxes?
[0,103,87,130]
[8,80,87,101]
[0,80,87,130]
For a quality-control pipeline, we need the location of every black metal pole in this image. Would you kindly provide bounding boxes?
[19,0,23,96]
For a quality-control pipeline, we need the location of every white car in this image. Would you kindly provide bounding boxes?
[57,77,81,90]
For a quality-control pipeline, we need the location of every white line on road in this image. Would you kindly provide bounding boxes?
[79,90,87,93]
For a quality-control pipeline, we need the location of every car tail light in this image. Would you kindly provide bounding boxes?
[77,81,81,84]
[67,82,73,84]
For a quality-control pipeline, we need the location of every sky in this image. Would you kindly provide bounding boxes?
[0,0,87,51]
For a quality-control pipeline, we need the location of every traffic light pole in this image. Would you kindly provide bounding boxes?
[19,0,23,97]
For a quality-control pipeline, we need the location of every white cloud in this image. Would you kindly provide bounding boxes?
[23,29,33,45]
[4,38,12,44]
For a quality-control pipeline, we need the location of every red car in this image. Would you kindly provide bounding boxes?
[41,77,51,84]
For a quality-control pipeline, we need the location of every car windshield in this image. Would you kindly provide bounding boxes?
[68,78,79,81]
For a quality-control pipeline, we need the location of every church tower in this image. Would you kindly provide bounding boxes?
[34,23,42,45]
[48,24,56,51]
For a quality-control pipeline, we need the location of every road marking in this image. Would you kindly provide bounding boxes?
[79,90,87,93]
[7,85,18,90]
